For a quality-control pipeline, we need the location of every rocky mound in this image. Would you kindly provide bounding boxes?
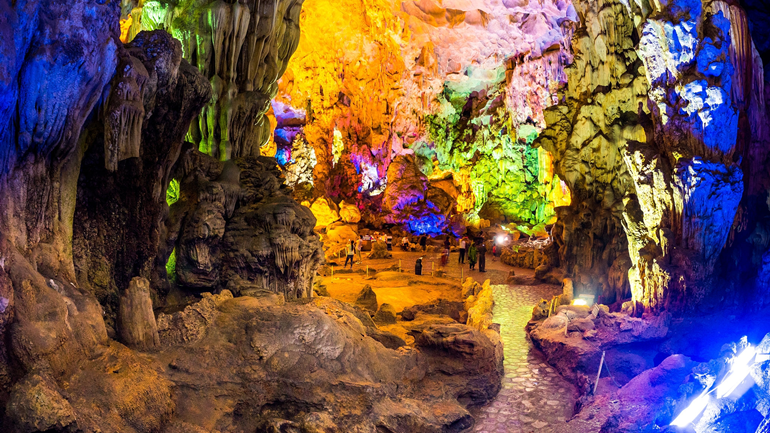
[4,291,503,432]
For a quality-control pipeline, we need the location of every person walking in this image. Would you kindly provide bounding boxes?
[345,240,355,269]
[458,237,467,264]
[468,242,478,270]
[419,235,427,251]
[477,240,487,272]
[401,236,409,251]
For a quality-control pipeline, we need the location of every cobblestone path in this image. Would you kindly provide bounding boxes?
[472,284,577,432]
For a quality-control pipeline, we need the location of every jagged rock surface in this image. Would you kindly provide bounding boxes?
[121,0,304,160]
[118,277,160,351]
[164,149,324,300]
[535,0,770,313]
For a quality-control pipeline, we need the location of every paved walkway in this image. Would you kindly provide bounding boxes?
[472,284,577,432]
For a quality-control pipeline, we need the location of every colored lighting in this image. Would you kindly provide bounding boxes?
[671,393,710,428]
[671,341,758,428]
[716,345,755,399]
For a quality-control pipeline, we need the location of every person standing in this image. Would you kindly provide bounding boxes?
[386,234,393,251]
[419,235,427,251]
[458,237,467,264]
[468,242,478,270]
[401,236,409,250]
[345,240,355,269]
[477,240,487,272]
[356,236,364,264]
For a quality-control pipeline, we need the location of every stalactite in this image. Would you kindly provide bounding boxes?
[104,55,150,172]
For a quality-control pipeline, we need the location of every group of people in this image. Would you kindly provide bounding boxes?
[455,236,487,272]
[343,233,489,273]
[438,236,487,272]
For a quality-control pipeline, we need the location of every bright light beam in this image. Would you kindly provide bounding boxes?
[671,343,757,428]
[716,345,756,399]
[572,299,587,306]
[671,393,710,427]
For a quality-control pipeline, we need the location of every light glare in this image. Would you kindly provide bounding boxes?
[671,393,710,427]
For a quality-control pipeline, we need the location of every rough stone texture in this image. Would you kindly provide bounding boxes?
[550,354,697,433]
[164,150,324,300]
[368,240,392,259]
[500,240,557,271]
[534,0,770,313]
[401,299,466,323]
[529,307,670,393]
[309,197,340,228]
[465,280,495,332]
[121,0,305,160]
[355,284,379,315]
[118,277,160,351]
[5,372,77,433]
[374,303,398,325]
[73,30,213,331]
[339,200,361,224]
[154,294,499,430]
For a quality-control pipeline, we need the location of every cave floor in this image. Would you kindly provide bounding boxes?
[323,250,578,431]
[472,283,577,432]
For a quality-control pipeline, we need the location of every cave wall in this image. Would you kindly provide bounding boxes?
[271,0,578,234]
[0,0,318,418]
[536,0,770,312]
[120,0,304,161]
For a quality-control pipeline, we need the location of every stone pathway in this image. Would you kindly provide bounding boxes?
[472,284,577,433]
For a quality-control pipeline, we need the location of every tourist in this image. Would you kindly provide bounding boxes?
[477,240,487,272]
[443,237,451,261]
[440,246,449,268]
[345,240,355,269]
[401,236,409,250]
[419,234,427,251]
[386,234,393,251]
[458,237,467,264]
[356,235,364,264]
[468,242,478,270]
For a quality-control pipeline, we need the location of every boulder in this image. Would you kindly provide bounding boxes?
[373,303,397,324]
[339,200,361,223]
[118,277,160,351]
[368,240,392,259]
[354,285,379,315]
[310,198,340,227]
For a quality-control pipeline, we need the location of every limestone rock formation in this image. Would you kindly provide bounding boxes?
[339,200,361,224]
[73,30,213,330]
[373,303,398,325]
[535,0,770,313]
[120,0,305,160]
[355,284,379,315]
[118,277,160,351]
[165,149,324,300]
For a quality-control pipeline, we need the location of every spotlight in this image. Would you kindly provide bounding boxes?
[716,345,756,399]
[572,299,587,306]
[671,393,710,428]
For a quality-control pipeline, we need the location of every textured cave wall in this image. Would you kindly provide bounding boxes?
[72,31,212,332]
[162,148,324,300]
[272,0,578,234]
[120,0,304,161]
[536,0,770,313]
[0,0,317,420]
